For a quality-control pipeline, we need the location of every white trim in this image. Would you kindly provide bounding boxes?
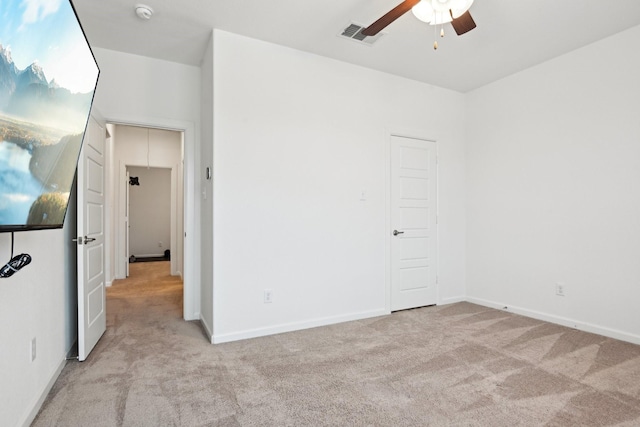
[130,253,166,258]
[200,316,214,343]
[439,296,466,305]
[466,296,640,346]
[103,114,199,322]
[213,309,388,344]
[170,166,178,276]
[20,358,66,427]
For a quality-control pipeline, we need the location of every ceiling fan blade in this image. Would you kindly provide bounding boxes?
[361,0,421,37]
[450,10,476,35]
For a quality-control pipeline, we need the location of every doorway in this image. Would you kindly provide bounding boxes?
[96,116,198,321]
[106,124,188,313]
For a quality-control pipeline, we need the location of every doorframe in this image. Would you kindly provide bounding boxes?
[105,115,199,321]
[125,168,130,278]
[384,131,440,313]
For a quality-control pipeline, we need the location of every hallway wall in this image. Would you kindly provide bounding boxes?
[128,166,172,258]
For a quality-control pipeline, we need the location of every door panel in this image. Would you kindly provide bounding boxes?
[390,136,437,311]
[400,207,430,229]
[77,115,107,361]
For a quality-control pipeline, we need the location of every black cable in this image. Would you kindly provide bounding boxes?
[1,232,32,278]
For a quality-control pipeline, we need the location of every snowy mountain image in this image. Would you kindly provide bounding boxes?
[0,44,94,132]
[0,45,96,226]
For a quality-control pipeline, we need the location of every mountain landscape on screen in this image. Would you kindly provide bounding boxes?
[0,0,99,231]
[0,45,93,130]
[0,43,92,228]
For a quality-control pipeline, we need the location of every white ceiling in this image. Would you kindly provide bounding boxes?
[72,0,640,93]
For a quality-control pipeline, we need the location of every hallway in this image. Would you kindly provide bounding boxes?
[32,262,212,426]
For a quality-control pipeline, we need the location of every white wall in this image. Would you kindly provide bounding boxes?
[0,225,76,426]
[212,30,466,342]
[128,166,172,257]
[92,48,201,125]
[200,32,214,338]
[91,48,201,319]
[113,126,182,275]
[466,25,640,343]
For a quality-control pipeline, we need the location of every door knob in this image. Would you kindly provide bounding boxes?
[393,230,404,236]
[73,236,96,245]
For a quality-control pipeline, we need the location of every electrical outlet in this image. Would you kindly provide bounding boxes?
[556,282,565,297]
[30,337,36,362]
[264,289,273,303]
[158,241,163,247]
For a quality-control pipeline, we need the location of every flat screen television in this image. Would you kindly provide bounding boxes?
[0,0,99,232]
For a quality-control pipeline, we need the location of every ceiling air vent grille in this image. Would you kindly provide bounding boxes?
[339,23,384,45]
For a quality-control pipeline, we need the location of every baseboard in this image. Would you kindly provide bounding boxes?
[439,295,466,305]
[184,311,199,322]
[200,316,213,343]
[213,309,388,344]
[21,357,66,427]
[106,280,113,287]
[466,296,640,346]
[132,253,165,258]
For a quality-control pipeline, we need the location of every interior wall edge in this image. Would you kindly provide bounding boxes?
[200,316,213,342]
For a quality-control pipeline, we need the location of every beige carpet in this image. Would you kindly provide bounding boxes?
[33,262,640,426]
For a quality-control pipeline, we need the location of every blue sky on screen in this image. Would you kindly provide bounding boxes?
[1,0,98,93]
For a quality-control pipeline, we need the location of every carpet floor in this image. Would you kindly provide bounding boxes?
[33,262,640,426]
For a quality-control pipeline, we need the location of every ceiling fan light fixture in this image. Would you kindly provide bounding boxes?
[412,1,435,23]
[449,0,474,18]
[411,0,473,24]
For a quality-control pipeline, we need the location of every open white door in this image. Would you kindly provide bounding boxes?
[77,115,107,361]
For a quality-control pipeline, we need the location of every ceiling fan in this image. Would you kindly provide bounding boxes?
[362,0,476,44]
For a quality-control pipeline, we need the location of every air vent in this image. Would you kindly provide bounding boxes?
[339,23,385,45]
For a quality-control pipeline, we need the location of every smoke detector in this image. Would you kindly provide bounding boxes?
[135,4,154,20]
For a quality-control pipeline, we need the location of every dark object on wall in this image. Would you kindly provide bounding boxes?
[164,249,170,260]
[0,0,100,233]
[1,232,32,278]
[129,176,140,186]
[0,253,32,278]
